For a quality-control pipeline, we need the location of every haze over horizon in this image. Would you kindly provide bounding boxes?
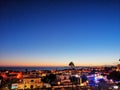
[0,0,120,66]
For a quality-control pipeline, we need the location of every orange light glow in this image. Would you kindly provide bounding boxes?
[17,72,22,79]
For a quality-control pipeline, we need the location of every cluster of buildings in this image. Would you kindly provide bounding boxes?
[0,70,51,89]
[0,65,120,90]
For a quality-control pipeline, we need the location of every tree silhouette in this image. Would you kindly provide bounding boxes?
[69,61,75,69]
[107,71,120,81]
[42,74,56,85]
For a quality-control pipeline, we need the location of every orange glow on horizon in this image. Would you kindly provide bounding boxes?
[0,58,114,67]
[0,63,113,67]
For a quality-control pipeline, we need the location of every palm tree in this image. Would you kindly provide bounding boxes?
[69,61,75,69]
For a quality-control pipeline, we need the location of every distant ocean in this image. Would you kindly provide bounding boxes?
[0,66,83,71]
[0,66,70,71]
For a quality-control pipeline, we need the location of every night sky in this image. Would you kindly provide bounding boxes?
[0,0,120,66]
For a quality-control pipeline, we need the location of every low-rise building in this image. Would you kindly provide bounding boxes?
[117,64,120,71]
[12,77,43,89]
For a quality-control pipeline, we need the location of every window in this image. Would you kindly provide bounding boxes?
[31,80,34,82]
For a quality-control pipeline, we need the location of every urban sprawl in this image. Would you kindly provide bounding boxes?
[0,62,120,90]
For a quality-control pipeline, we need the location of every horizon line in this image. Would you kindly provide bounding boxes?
[0,65,115,67]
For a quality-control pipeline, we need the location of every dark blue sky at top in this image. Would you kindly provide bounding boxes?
[0,0,120,64]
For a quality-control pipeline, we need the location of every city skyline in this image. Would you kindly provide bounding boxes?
[0,0,120,66]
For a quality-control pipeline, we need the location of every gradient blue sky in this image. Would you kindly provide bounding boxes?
[0,0,120,66]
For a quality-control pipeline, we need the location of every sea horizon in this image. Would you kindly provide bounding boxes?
[0,65,115,71]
